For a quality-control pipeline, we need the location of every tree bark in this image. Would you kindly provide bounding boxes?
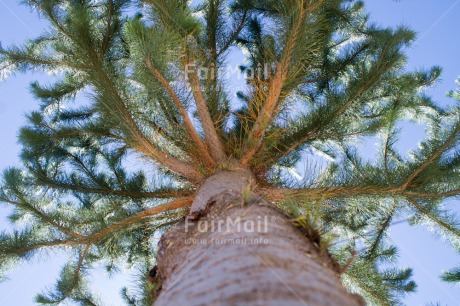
[154,170,365,306]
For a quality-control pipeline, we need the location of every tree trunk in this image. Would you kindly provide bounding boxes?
[154,169,365,306]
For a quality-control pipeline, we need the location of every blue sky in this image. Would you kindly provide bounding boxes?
[0,1,460,305]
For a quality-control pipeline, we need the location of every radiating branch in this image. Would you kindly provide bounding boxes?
[3,197,195,255]
[83,196,194,243]
[405,197,460,235]
[146,58,215,169]
[240,2,316,164]
[184,51,227,162]
[0,196,85,240]
[402,124,460,190]
[30,178,194,199]
[62,244,91,301]
[277,130,366,163]
[366,201,397,258]
[216,3,249,57]
[95,67,204,183]
[262,185,460,202]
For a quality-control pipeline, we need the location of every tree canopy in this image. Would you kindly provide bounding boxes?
[1,0,460,305]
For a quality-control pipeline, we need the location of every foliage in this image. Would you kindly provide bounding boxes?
[1,0,460,305]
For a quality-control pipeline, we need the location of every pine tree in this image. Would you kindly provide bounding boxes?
[1,0,460,305]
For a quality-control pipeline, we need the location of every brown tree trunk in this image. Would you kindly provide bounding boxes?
[154,169,365,306]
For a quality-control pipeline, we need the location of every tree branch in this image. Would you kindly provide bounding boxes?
[10,239,81,255]
[405,197,460,235]
[402,124,460,190]
[216,3,249,57]
[240,3,310,165]
[95,68,204,183]
[262,186,394,202]
[0,196,85,240]
[367,201,396,258]
[84,196,194,243]
[4,197,195,255]
[404,189,460,198]
[65,244,91,300]
[277,130,366,163]
[146,58,215,169]
[31,178,194,199]
[1,52,85,70]
[262,185,460,202]
[101,0,114,55]
[184,51,227,162]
